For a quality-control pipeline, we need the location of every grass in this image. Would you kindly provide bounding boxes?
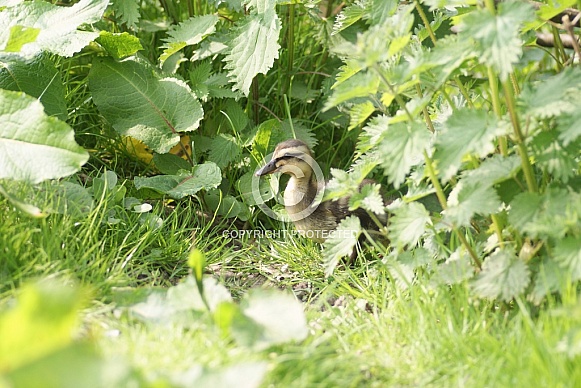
[2,186,581,387]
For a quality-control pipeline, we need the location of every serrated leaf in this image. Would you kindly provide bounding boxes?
[282,119,318,149]
[473,250,530,301]
[96,31,142,59]
[209,134,241,168]
[444,180,501,227]
[388,202,431,248]
[89,57,203,154]
[322,216,361,276]
[0,0,108,57]
[531,130,579,183]
[348,101,375,131]
[0,90,88,183]
[519,68,581,119]
[431,248,475,286]
[509,188,580,239]
[332,1,365,35]
[459,2,535,79]
[0,53,67,120]
[554,237,581,281]
[325,70,379,110]
[378,121,431,188]
[356,114,389,156]
[109,0,140,28]
[369,0,397,25]
[5,25,39,52]
[134,162,221,199]
[530,257,567,304]
[222,99,249,131]
[459,154,521,188]
[348,183,385,216]
[557,111,581,146]
[160,14,219,64]
[240,289,308,349]
[224,7,281,96]
[434,109,503,182]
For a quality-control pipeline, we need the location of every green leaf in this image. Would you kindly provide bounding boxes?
[347,101,376,131]
[89,57,203,154]
[4,25,39,52]
[557,111,581,146]
[152,153,191,175]
[0,53,67,120]
[0,0,108,57]
[240,289,308,349]
[348,183,385,215]
[378,121,431,189]
[0,280,86,371]
[356,114,389,156]
[444,180,501,227]
[434,109,504,182]
[0,90,88,183]
[459,155,521,188]
[224,4,281,95]
[431,248,475,286]
[322,216,362,276]
[554,237,581,281]
[109,0,140,28]
[134,162,222,199]
[388,202,431,248]
[209,134,241,168]
[205,192,242,218]
[325,70,380,110]
[369,0,397,25]
[531,130,579,183]
[96,31,142,59]
[472,249,530,301]
[332,1,365,34]
[160,14,219,64]
[530,257,568,304]
[508,188,580,239]
[459,2,535,80]
[519,68,581,119]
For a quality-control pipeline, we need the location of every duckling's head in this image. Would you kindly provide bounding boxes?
[255,139,314,179]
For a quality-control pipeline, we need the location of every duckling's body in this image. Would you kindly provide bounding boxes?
[256,139,388,243]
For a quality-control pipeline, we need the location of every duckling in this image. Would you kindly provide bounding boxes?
[255,139,389,244]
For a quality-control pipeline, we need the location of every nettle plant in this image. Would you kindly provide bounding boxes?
[0,0,323,219]
[321,0,581,302]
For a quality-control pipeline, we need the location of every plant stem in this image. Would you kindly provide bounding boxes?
[502,79,538,193]
[416,84,435,132]
[286,3,295,95]
[414,0,437,45]
[455,230,482,269]
[454,77,474,109]
[487,67,508,156]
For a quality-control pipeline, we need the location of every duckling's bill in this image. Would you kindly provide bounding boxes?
[255,159,279,176]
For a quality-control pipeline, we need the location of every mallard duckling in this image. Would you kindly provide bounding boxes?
[255,139,388,244]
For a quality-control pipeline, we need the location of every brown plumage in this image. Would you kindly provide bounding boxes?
[255,139,389,244]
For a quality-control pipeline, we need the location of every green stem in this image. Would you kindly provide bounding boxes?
[285,3,295,95]
[416,84,435,132]
[487,67,508,156]
[502,79,538,192]
[454,77,474,109]
[423,151,447,210]
[551,26,567,69]
[455,230,482,269]
[414,0,437,45]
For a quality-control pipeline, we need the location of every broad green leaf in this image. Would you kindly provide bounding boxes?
[238,171,275,206]
[43,181,95,217]
[152,153,191,175]
[554,237,581,281]
[209,134,241,168]
[134,162,221,199]
[508,188,580,239]
[369,0,397,25]
[160,14,219,64]
[322,216,362,276]
[224,5,281,95]
[324,71,380,110]
[348,101,376,131]
[205,192,242,218]
[530,257,568,304]
[222,99,249,132]
[430,248,475,286]
[332,1,365,34]
[0,280,85,371]
[348,183,385,215]
[388,202,431,248]
[434,109,503,182]
[459,2,535,79]
[240,289,308,349]
[378,121,431,188]
[531,130,579,183]
[109,0,140,28]
[0,0,108,57]
[356,114,389,155]
[459,155,521,188]
[0,53,67,120]
[4,25,39,52]
[519,68,581,119]
[472,249,530,301]
[444,180,501,227]
[89,57,203,154]
[0,90,88,183]
[557,111,581,146]
[96,31,142,59]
